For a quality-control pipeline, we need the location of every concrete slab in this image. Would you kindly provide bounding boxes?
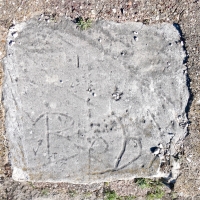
[3,17,189,183]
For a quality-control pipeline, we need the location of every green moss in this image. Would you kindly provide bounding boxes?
[171,192,178,199]
[146,188,164,200]
[105,190,118,200]
[135,178,151,188]
[28,181,35,189]
[68,190,77,197]
[41,188,49,196]
[104,189,136,200]
[135,178,165,200]
[83,191,92,198]
[76,17,92,30]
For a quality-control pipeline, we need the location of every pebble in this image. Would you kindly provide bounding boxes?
[126,0,132,5]
[91,10,96,18]
[195,100,200,106]
[44,16,50,20]
[181,41,184,46]
[112,8,116,13]
[153,148,160,155]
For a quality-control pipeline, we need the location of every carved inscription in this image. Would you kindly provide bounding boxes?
[31,112,142,174]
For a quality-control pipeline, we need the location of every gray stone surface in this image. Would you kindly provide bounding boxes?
[3,17,189,183]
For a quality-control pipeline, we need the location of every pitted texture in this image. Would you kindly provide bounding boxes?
[3,18,189,183]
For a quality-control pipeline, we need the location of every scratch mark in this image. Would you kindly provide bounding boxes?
[33,140,43,156]
[58,154,78,166]
[147,110,161,131]
[33,114,45,126]
[115,140,127,169]
[46,114,50,159]
[77,55,79,68]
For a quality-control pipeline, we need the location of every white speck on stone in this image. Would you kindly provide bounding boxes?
[12,32,18,38]
[112,8,116,13]
[91,10,95,14]
[186,157,191,162]
[50,102,57,109]
[181,41,184,46]
[12,167,29,181]
[154,148,160,155]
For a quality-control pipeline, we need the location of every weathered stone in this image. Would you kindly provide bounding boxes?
[3,17,189,183]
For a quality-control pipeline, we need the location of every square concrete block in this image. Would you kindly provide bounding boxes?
[3,17,189,183]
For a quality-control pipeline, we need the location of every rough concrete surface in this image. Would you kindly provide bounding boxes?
[3,17,189,184]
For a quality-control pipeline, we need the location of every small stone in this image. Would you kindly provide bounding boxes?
[154,148,160,155]
[44,15,50,20]
[91,10,96,18]
[195,100,200,106]
[186,157,191,162]
[112,8,117,13]
[127,1,132,6]
[181,41,184,46]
